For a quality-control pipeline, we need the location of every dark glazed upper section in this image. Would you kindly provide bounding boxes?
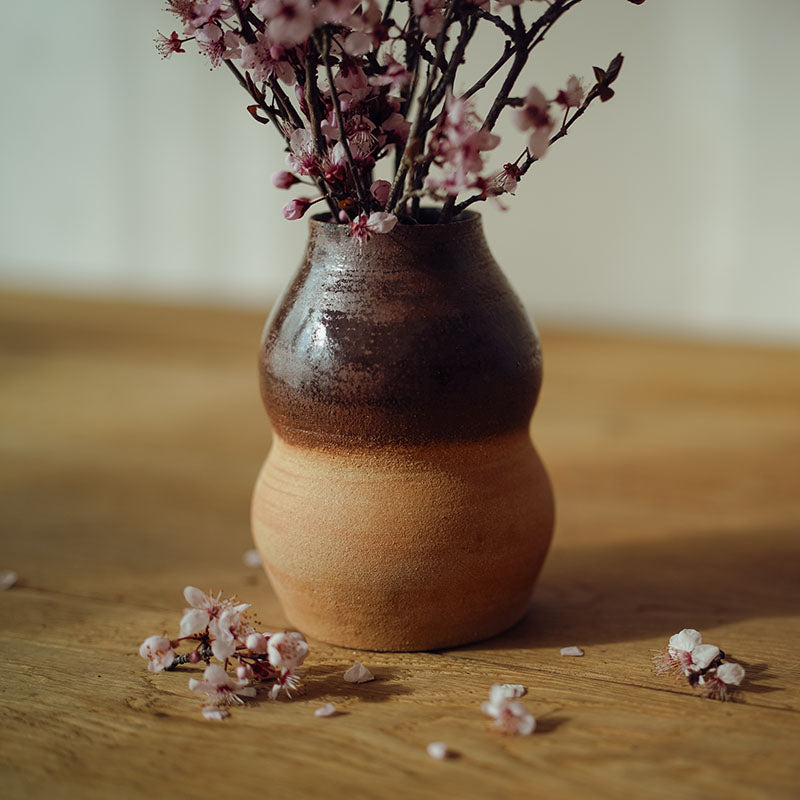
[259,213,543,448]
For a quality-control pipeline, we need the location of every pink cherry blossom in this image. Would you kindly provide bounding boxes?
[482,684,536,735]
[653,628,721,677]
[186,0,232,30]
[322,141,348,184]
[556,75,585,108]
[368,56,412,92]
[699,662,745,701]
[348,212,397,243]
[269,668,303,698]
[413,0,446,38]
[343,0,385,55]
[282,197,313,220]
[286,128,320,176]
[195,25,242,68]
[268,631,309,670]
[256,0,315,46]
[343,31,373,57]
[189,664,257,705]
[155,31,186,59]
[179,586,249,637]
[315,0,360,25]
[343,661,375,683]
[427,92,500,196]
[314,703,337,717]
[513,86,554,159]
[487,162,522,197]
[210,607,248,662]
[240,32,296,85]
[166,0,196,25]
[380,112,411,145]
[139,635,176,673]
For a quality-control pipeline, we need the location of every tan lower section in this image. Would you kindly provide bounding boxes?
[251,431,555,651]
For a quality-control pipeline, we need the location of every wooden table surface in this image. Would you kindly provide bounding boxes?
[1,291,799,799]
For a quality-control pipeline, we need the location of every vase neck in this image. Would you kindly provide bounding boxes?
[305,212,491,273]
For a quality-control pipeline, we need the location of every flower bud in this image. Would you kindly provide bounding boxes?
[188,650,201,663]
[272,170,299,189]
[370,179,391,207]
[282,197,312,220]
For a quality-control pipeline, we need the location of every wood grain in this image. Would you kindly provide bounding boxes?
[1,290,799,799]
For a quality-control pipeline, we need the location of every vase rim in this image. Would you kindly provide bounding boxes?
[309,209,481,229]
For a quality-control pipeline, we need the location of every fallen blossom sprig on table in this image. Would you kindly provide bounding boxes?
[481,683,535,735]
[139,585,309,719]
[653,628,747,702]
[156,0,647,237]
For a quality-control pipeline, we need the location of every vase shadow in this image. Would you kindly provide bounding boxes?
[455,524,800,652]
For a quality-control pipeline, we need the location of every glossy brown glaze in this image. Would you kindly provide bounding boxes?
[252,213,554,651]
[259,212,542,449]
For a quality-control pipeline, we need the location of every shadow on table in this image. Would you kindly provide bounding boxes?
[466,525,800,651]
[295,664,414,703]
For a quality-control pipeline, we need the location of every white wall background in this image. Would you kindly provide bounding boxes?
[1,0,799,342]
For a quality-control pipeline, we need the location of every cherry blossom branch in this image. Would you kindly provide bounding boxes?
[386,0,462,213]
[230,0,257,44]
[483,6,527,131]
[474,8,515,40]
[157,0,645,229]
[319,32,371,209]
[452,53,623,215]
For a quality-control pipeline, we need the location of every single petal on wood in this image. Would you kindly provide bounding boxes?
[426,742,451,760]
[343,662,374,683]
[242,548,262,568]
[0,570,18,590]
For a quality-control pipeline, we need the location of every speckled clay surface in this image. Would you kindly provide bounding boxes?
[251,213,554,651]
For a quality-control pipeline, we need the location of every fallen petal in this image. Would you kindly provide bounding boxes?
[426,742,451,760]
[560,646,585,657]
[344,662,374,683]
[201,705,230,721]
[242,548,262,568]
[0,571,18,590]
[314,703,337,717]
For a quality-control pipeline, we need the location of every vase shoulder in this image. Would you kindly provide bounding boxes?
[259,215,542,449]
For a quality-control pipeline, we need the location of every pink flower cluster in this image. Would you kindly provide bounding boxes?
[155,0,643,226]
[653,628,747,701]
[139,586,309,718]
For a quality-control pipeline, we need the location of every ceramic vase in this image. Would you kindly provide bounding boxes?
[251,212,554,651]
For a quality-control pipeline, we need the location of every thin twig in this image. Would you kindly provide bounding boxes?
[319,32,371,209]
[453,79,603,214]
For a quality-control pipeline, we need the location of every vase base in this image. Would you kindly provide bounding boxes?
[251,430,554,652]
